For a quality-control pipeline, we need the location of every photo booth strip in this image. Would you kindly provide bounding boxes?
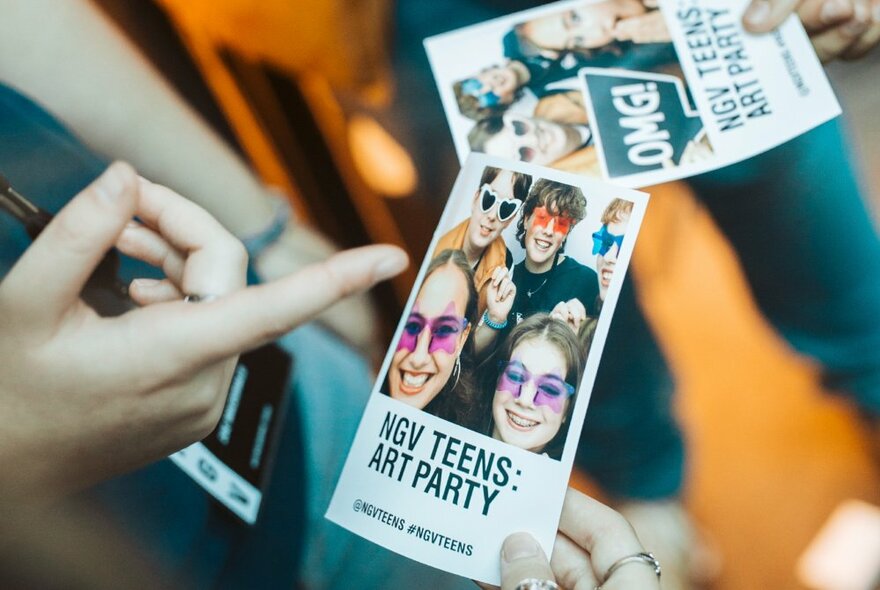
[424,0,840,188]
[326,153,648,584]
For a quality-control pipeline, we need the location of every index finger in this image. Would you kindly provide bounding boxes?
[557,489,645,579]
[797,0,856,32]
[811,0,873,60]
[549,533,599,590]
[135,179,247,297]
[493,265,507,287]
[567,298,586,317]
[842,8,880,59]
[550,301,568,315]
[151,245,407,368]
[743,0,801,32]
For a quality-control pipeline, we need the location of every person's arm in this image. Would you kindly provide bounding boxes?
[0,0,379,351]
[0,0,274,237]
[473,266,515,355]
[743,0,880,62]
[0,162,406,501]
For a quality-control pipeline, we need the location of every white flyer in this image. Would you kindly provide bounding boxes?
[326,153,648,583]
[425,0,840,188]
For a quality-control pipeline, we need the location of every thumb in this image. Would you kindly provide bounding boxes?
[2,162,138,322]
[500,533,556,590]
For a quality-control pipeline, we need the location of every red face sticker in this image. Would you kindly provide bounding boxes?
[532,206,573,236]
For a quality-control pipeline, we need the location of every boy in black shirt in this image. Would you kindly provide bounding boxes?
[475,178,597,357]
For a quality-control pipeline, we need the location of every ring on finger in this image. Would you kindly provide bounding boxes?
[183,293,219,304]
[595,552,661,590]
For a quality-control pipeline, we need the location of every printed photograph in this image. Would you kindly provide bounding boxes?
[428,0,713,179]
[381,160,637,460]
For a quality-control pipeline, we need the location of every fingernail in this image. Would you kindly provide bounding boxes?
[821,0,852,24]
[373,249,408,281]
[502,532,541,562]
[744,0,771,27]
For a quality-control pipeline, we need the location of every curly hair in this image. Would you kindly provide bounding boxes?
[515,178,587,249]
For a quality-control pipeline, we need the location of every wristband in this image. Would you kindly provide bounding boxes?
[482,309,508,330]
[240,194,291,260]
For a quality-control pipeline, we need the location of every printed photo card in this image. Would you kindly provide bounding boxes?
[326,153,648,583]
[425,0,840,188]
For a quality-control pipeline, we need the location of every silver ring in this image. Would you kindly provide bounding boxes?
[183,294,218,304]
[515,579,559,590]
[595,552,661,590]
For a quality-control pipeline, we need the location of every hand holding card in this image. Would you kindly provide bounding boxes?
[743,0,880,62]
[426,0,842,187]
[326,154,649,583]
[479,488,661,590]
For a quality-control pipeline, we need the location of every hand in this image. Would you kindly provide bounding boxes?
[254,217,382,355]
[613,11,672,44]
[0,162,407,501]
[549,298,587,334]
[743,0,880,62]
[488,489,661,590]
[677,132,714,166]
[486,266,516,326]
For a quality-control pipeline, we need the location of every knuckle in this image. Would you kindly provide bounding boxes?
[258,314,294,343]
[196,400,225,439]
[562,564,594,590]
[228,238,249,269]
[53,210,95,257]
[215,238,249,277]
[187,385,226,437]
[603,510,636,543]
[319,259,354,300]
[0,280,21,316]
[213,240,249,292]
